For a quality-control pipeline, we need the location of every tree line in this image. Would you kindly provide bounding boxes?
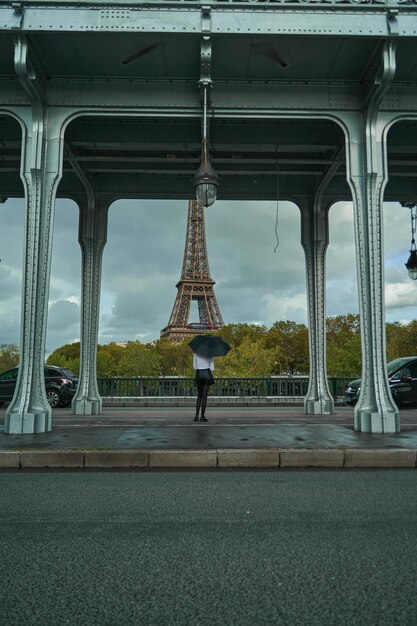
[1,314,417,378]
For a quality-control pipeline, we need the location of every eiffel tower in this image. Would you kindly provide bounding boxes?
[161,200,224,342]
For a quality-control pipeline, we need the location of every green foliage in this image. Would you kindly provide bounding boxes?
[44,314,417,380]
[326,314,361,377]
[97,343,126,376]
[218,323,268,348]
[0,344,20,373]
[115,342,160,377]
[386,320,417,362]
[215,336,274,377]
[266,321,309,374]
[153,339,194,377]
[46,342,80,375]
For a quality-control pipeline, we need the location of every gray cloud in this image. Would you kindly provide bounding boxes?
[48,299,80,331]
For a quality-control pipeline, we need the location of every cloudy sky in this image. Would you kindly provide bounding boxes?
[1,196,417,354]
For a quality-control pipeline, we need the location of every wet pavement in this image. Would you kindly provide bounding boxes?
[1,405,417,450]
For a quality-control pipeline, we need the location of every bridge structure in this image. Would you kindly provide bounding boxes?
[1,0,417,434]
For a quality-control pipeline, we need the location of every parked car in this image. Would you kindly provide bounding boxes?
[345,356,417,407]
[0,365,78,408]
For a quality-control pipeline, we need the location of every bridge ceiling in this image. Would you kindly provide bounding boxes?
[0,4,417,204]
[1,32,416,82]
[2,113,417,204]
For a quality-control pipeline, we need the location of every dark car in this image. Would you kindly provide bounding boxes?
[345,356,417,407]
[0,365,78,409]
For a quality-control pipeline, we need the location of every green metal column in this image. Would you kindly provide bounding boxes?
[72,196,109,415]
[345,42,400,434]
[300,196,334,415]
[5,37,65,434]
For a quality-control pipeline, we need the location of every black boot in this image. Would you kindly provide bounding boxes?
[194,415,199,422]
[200,415,208,422]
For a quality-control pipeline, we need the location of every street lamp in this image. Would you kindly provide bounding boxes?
[401,202,417,280]
[193,82,219,208]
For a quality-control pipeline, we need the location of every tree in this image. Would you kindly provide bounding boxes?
[115,342,160,377]
[43,313,417,380]
[217,323,268,349]
[0,344,19,372]
[96,348,116,378]
[46,342,80,374]
[326,314,361,377]
[97,343,126,377]
[386,320,417,361]
[215,336,274,377]
[266,321,309,374]
[154,339,194,377]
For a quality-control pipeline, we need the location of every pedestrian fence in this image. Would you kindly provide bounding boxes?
[97,376,352,399]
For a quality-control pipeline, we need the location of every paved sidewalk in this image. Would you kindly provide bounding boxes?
[1,405,417,469]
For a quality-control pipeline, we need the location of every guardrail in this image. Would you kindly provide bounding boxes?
[97,376,352,398]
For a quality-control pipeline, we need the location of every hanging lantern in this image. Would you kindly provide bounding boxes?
[193,82,219,208]
[401,202,417,280]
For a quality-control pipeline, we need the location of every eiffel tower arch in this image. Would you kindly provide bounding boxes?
[161,200,224,342]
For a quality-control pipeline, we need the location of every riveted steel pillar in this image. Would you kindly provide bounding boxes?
[5,41,64,433]
[300,196,334,415]
[72,197,109,415]
[344,42,400,433]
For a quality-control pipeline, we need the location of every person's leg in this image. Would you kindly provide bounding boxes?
[200,383,210,421]
[195,384,203,421]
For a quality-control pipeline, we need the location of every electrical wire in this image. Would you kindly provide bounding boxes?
[274,174,280,252]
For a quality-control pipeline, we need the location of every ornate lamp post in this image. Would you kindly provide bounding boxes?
[401,202,417,280]
[193,82,219,208]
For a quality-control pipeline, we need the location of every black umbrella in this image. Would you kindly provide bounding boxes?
[188,334,231,358]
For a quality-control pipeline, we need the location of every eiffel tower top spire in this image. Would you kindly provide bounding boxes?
[181,199,212,281]
[160,200,224,342]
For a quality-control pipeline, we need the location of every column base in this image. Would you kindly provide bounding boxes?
[72,397,102,415]
[304,397,335,415]
[4,409,52,434]
[354,406,400,433]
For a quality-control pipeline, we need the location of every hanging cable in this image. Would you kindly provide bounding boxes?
[274,173,280,253]
[410,204,416,252]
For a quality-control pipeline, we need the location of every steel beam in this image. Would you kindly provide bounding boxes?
[300,194,334,416]
[345,41,400,434]
[72,195,108,416]
[1,3,416,36]
[5,37,64,434]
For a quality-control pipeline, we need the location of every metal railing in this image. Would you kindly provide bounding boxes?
[97,376,353,398]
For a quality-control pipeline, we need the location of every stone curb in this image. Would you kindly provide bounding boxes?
[344,448,417,468]
[218,449,279,468]
[84,450,149,468]
[1,448,416,469]
[0,451,20,468]
[280,449,344,467]
[149,450,217,468]
[20,451,84,468]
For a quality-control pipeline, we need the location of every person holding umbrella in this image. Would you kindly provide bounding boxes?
[188,334,231,423]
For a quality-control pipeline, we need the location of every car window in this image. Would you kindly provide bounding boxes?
[45,368,59,377]
[407,362,417,378]
[62,368,76,378]
[387,358,413,375]
[0,369,18,381]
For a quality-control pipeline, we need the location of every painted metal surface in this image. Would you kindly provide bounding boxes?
[0,2,416,432]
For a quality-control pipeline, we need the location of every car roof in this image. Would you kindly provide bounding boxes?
[0,364,63,375]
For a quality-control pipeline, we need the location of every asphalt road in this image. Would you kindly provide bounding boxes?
[1,471,417,626]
